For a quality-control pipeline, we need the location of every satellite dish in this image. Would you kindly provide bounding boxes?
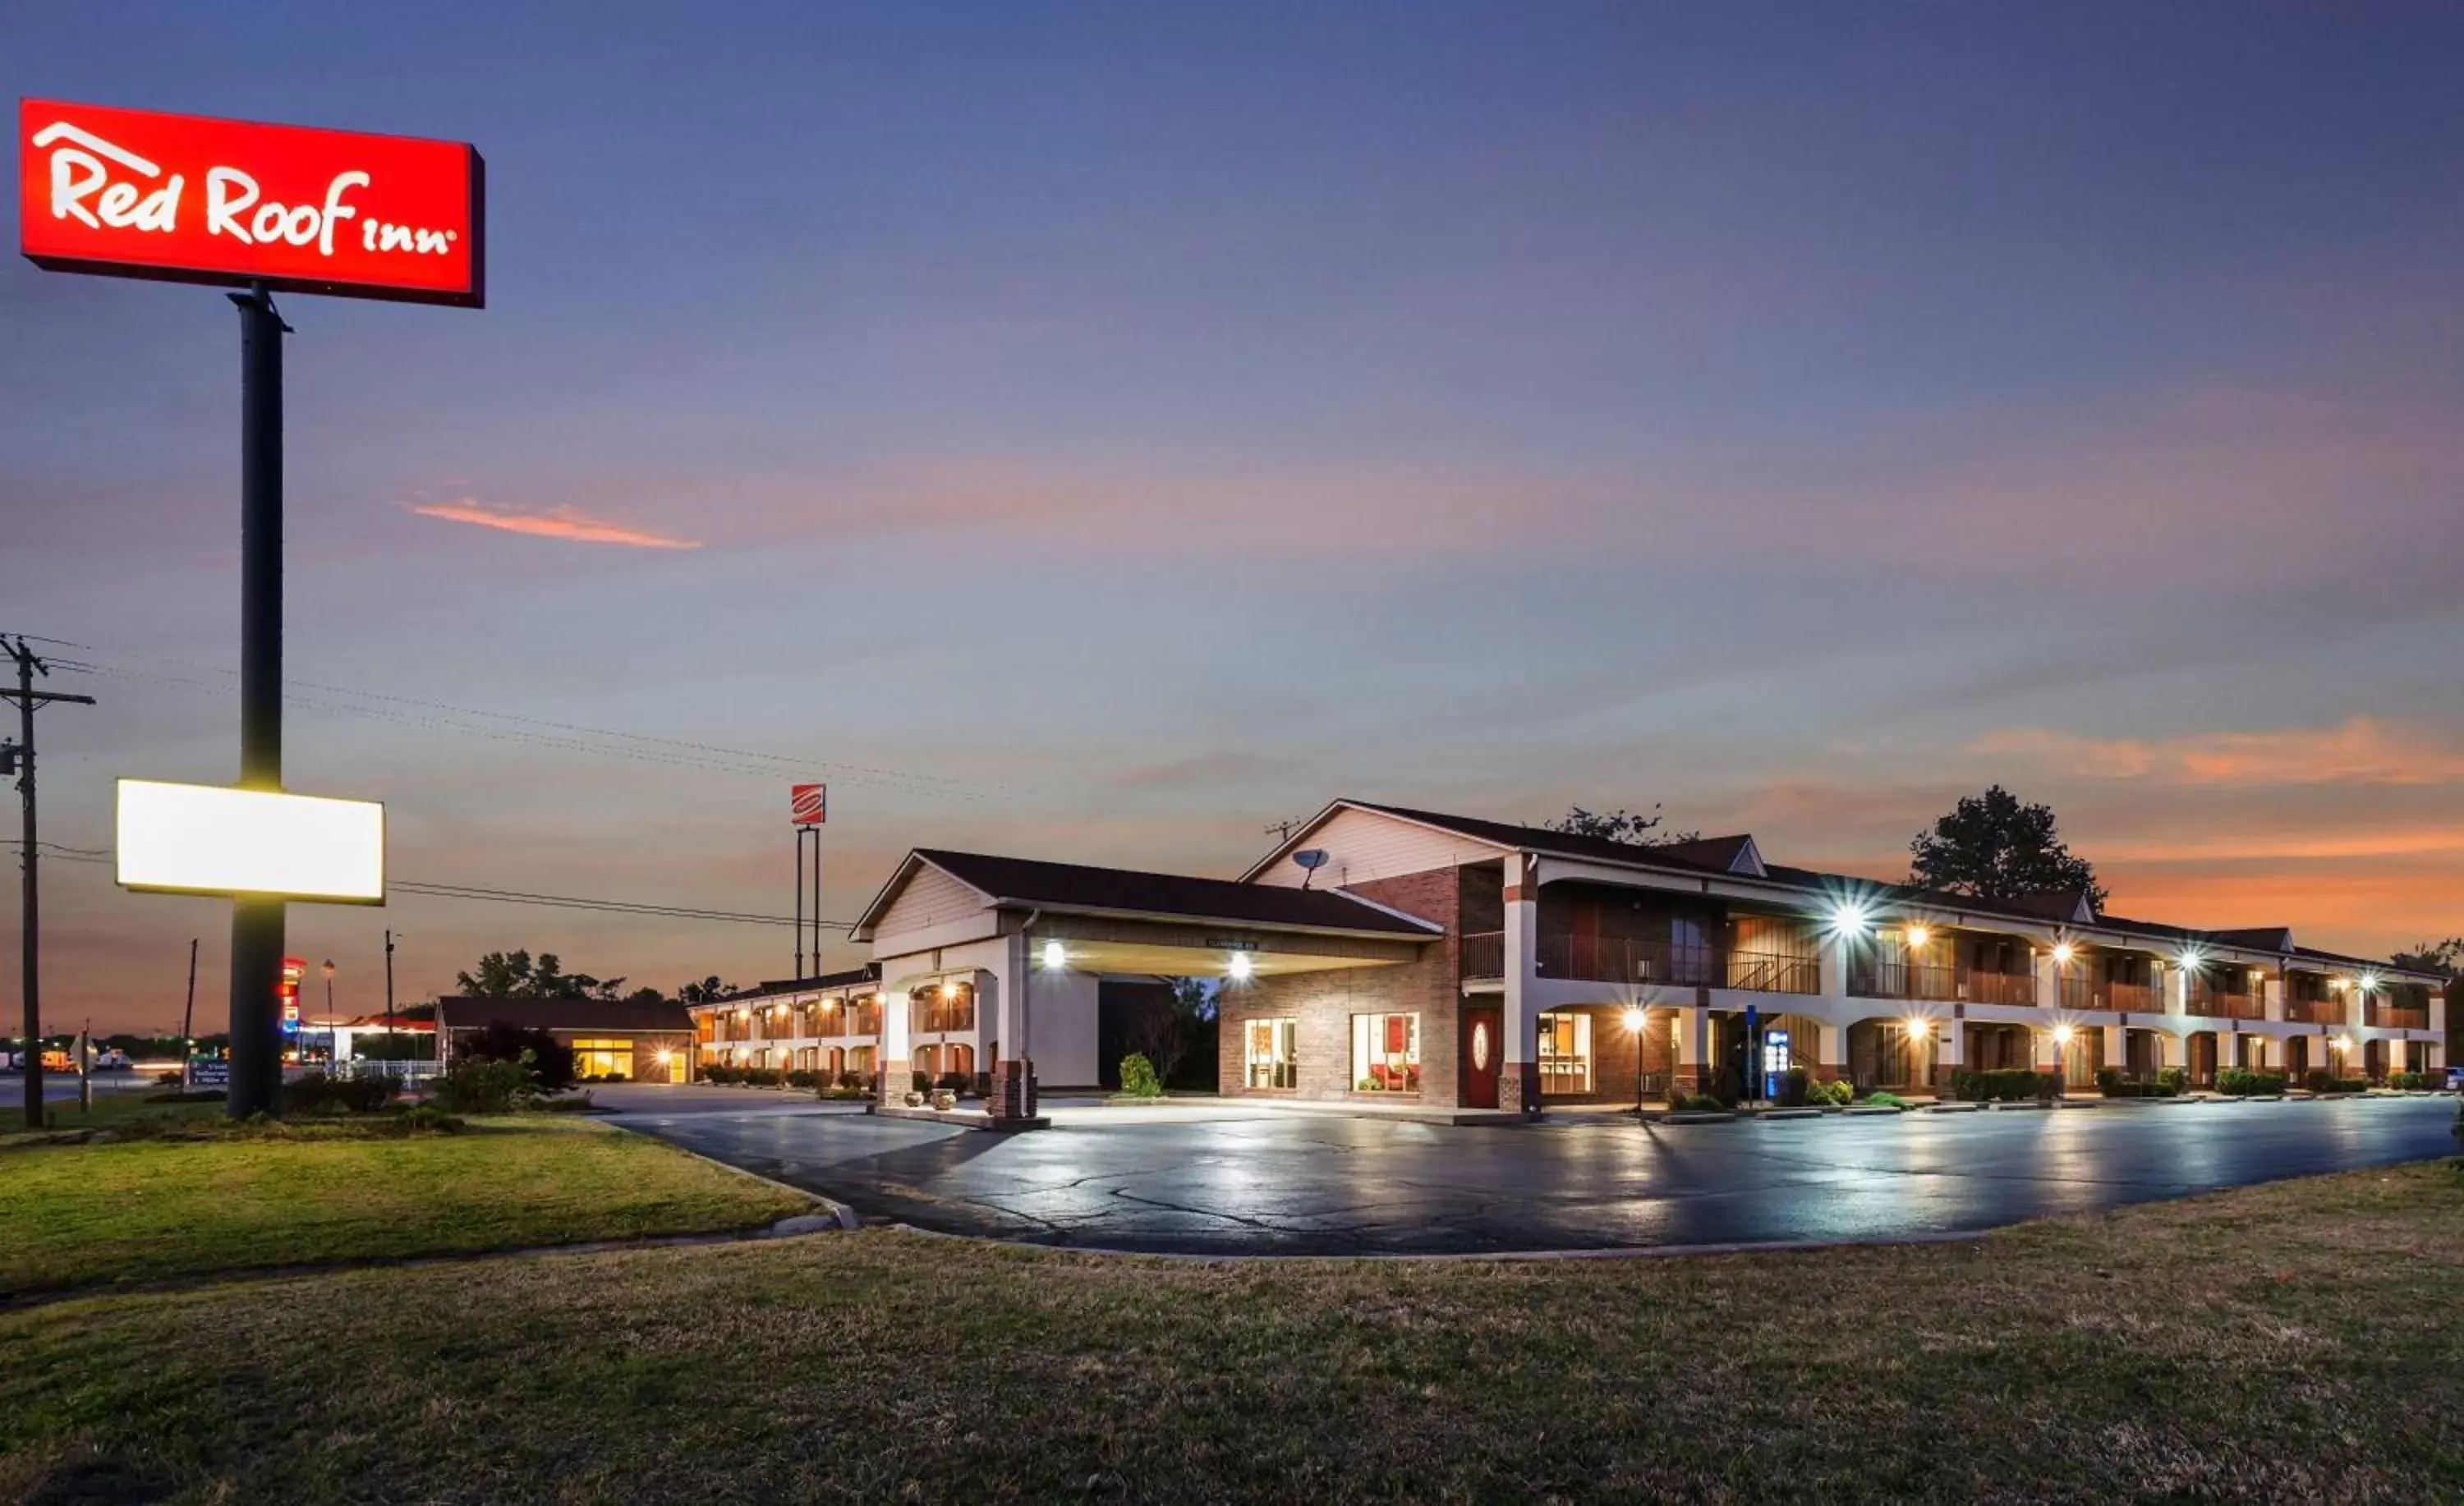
[1292,850,1329,870]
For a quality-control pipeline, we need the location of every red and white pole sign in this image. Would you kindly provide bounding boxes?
[791,783,827,826]
[18,98,484,306]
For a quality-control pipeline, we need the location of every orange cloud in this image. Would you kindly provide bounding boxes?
[1970,718,2464,787]
[408,497,703,550]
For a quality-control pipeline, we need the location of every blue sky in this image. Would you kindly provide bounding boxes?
[7,2,2463,1029]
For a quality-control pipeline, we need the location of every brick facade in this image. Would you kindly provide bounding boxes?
[1218,865,1465,1106]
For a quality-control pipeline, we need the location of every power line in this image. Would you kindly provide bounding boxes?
[4,843,854,930]
[9,633,991,800]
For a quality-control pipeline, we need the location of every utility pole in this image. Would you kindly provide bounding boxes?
[383,929,396,1031]
[2,636,98,1131]
[181,937,199,1068]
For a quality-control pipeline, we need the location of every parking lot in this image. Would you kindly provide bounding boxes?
[596,1086,2462,1256]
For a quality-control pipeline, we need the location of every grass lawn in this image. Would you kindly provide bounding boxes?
[2,1161,2458,1504]
[0,1117,811,1297]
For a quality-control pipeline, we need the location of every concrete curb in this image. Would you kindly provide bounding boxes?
[883,1219,1991,1265]
[606,1121,862,1230]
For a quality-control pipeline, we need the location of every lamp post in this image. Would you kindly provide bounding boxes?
[1623,1006,1648,1115]
[320,959,336,1068]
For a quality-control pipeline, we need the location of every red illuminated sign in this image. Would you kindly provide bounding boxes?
[791,783,827,826]
[18,99,483,307]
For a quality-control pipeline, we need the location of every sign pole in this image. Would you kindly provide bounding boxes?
[226,283,290,1119]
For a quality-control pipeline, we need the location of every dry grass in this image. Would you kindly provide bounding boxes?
[2,1161,2459,1504]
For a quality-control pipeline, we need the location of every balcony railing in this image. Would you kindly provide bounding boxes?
[1964,971,2037,1007]
[1460,930,1505,980]
[2365,1002,2430,1030]
[1537,934,1722,987]
[2108,981,2156,1014]
[1724,947,1821,995]
[1850,959,1961,1002]
[2283,997,2345,1026]
[2057,975,2106,1011]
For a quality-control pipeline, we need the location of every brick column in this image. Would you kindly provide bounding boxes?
[1814,1022,1847,1082]
[1499,853,1542,1118]
[987,935,1037,1124]
[1931,1017,1963,1095]
[1675,1005,1709,1094]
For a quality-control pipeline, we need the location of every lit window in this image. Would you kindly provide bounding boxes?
[1350,1012,1420,1094]
[1244,1017,1298,1090]
[569,1037,635,1081]
[1538,1010,1593,1094]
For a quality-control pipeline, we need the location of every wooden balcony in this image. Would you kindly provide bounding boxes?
[1460,930,1504,980]
[1963,971,2038,1007]
[1850,959,1961,1002]
[2057,975,2106,1012]
[2107,981,2156,1014]
[2283,997,2346,1026]
[2365,1001,2430,1030]
[1461,932,1818,994]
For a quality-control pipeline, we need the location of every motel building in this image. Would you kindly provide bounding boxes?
[684,801,2447,1125]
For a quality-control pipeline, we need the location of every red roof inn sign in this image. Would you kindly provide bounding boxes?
[18,99,483,305]
[20,99,485,1118]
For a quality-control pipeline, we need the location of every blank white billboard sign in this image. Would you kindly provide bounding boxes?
[116,779,386,903]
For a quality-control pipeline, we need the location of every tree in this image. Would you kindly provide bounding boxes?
[455,951,625,999]
[1908,786,2108,911]
[2391,939,2462,977]
[1544,804,1700,847]
[452,1020,577,1090]
[677,976,736,1004]
[1113,977,1217,1090]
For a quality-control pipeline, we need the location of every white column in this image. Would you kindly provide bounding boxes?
[988,934,1035,1120]
[2103,1023,2128,1076]
[2033,951,2059,1009]
[877,981,910,1104]
[1814,1022,1847,1079]
[1501,852,1541,1115]
[2264,973,2285,1022]
[1676,1005,1709,1086]
[1818,932,1849,1000]
[2164,964,2189,1016]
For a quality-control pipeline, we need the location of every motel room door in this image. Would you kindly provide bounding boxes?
[1462,1004,1502,1109]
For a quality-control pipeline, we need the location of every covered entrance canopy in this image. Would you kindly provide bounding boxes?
[851,848,1444,1120]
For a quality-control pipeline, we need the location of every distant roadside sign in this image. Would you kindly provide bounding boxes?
[791,783,826,826]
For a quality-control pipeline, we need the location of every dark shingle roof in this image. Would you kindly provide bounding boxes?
[1341,801,1758,876]
[435,996,692,1033]
[913,849,1439,936]
[735,965,881,1000]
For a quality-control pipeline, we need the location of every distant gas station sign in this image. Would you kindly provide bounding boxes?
[18,98,484,306]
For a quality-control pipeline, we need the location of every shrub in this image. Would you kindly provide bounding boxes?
[835,1071,868,1094]
[935,1072,971,1095]
[1952,1068,2053,1103]
[1777,1067,1812,1108]
[2156,1067,2188,1095]
[286,1072,395,1115]
[701,1063,737,1084]
[1814,1077,1854,1107]
[912,1070,933,1094]
[2217,1068,2287,1097]
[452,1022,577,1091]
[1859,1090,1908,1109]
[2097,1068,2131,1098]
[1119,1053,1164,1099]
[741,1068,783,1088]
[398,1105,464,1133]
[536,1093,597,1113]
[2305,1068,2333,1094]
[2388,1071,2432,1090]
[1668,1092,1729,1113]
[784,1069,818,1090]
[431,1057,544,1114]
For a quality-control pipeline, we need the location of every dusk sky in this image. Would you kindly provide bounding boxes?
[7,3,2462,1032]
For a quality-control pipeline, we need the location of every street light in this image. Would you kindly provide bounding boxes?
[321,959,337,1067]
[1622,1006,1648,1115]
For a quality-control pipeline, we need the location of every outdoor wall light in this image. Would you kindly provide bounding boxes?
[2053,1025,2076,1048]
[1827,899,1873,938]
[2177,947,2205,971]
[2356,971,2382,994]
[2333,1035,2355,1054]
[1903,1017,1931,1038]
[1226,953,1255,982]
[1904,925,1931,950]
[939,981,957,1000]
[1041,939,1067,969]
[1621,1006,1647,1034]
[2051,942,2076,967]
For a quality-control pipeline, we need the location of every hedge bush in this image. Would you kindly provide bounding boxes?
[2387,1071,2434,1090]
[285,1072,397,1115]
[1951,1068,2057,1103]
[2217,1068,2287,1096]
[2095,1068,2183,1099]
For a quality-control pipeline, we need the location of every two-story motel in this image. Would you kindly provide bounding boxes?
[684,799,2448,1125]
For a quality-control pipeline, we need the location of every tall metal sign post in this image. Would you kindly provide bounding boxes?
[20,99,483,1116]
[792,784,826,976]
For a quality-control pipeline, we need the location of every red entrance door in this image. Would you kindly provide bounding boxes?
[1462,1005,1502,1109]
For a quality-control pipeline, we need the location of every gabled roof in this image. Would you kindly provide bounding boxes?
[2207,926,2296,954]
[1262,799,1770,880]
[854,848,1444,942]
[434,996,692,1033]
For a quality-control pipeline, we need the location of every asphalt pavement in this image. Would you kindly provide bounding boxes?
[594,1086,2463,1256]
